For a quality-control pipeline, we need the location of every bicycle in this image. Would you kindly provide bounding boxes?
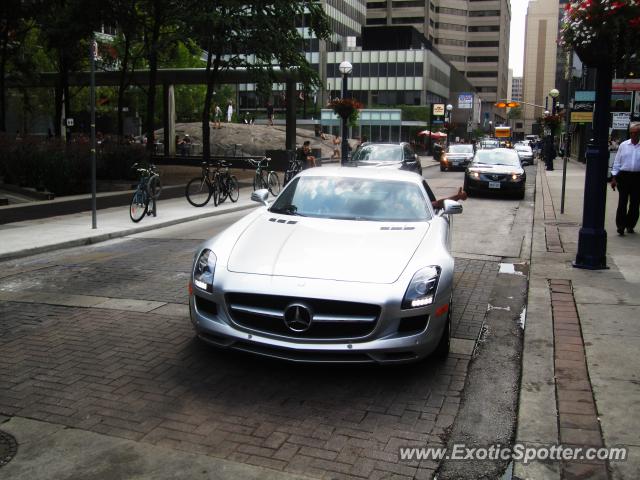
[129,163,162,223]
[214,160,239,204]
[248,157,280,196]
[185,162,218,207]
[283,157,303,186]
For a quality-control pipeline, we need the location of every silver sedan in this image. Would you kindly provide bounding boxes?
[188,167,462,364]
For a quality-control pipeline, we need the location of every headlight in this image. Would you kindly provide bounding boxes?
[402,266,441,309]
[193,249,217,292]
[511,173,522,181]
[468,171,480,178]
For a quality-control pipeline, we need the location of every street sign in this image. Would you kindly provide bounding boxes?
[433,104,445,116]
[571,112,593,123]
[66,118,74,127]
[458,93,473,109]
[612,112,631,129]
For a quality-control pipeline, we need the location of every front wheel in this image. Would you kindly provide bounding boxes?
[227,176,239,202]
[185,177,211,207]
[130,190,148,222]
[147,174,162,199]
[253,173,265,191]
[267,171,280,196]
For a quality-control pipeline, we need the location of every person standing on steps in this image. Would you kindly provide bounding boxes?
[610,122,640,236]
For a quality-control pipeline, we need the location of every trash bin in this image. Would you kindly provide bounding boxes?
[265,149,294,172]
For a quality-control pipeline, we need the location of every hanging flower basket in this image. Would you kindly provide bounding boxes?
[328,98,363,127]
[561,0,640,68]
[538,113,563,135]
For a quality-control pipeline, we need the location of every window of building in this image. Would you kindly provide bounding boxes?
[366,1,386,8]
[468,41,500,47]
[435,22,466,31]
[392,0,425,7]
[392,16,426,24]
[468,10,500,16]
[366,18,387,25]
[436,7,467,16]
[445,55,466,62]
[466,71,498,77]
[477,86,498,92]
[468,25,500,32]
[467,56,499,62]
[435,38,466,46]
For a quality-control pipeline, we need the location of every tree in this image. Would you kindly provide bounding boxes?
[35,0,101,138]
[0,0,36,132]
[187,0,330,161]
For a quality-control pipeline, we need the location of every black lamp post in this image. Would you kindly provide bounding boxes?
[574,56,612,269]
[489,120,493,137]
[549,88,560,115]
[446,103,453,147]
[339,60,353,166]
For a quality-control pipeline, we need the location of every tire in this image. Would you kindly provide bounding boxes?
[129,190,148,222]
[211,179,219,207]
[283,170,293,186]
[517,188,525,200]
[147,175,162,200]
[432,303,451,359]
[185,177,211,207]
[267,171,280,196]
[253,173,265,191]
[440,164,445,172]
[228,175,239,202]
[217,175,228,204]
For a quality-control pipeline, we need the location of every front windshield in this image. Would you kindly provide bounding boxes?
[474,149,521,166]
[270,176,432,222]
[448,145,473,153]
[351,144,403,162]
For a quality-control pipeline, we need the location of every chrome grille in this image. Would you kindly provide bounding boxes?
[225,293,380,340]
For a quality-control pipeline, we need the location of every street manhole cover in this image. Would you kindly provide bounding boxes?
[0,430,17,467]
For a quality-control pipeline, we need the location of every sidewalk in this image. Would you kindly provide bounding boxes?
[515,159,640,479]
[0,188,259,261]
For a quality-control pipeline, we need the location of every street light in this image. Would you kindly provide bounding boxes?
[338,60,353,166]
[549,88,560,115]
[446,104,453,147]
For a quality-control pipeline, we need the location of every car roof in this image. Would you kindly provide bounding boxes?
[298,166,423,183]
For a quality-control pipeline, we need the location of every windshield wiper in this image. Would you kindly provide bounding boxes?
[270,204,304,216]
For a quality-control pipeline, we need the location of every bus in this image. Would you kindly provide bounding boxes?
[494,126,512,147]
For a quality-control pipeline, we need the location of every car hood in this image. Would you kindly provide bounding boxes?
[469,163,523,174]
[227,215,429,283]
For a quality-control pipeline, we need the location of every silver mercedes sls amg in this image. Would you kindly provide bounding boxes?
[188,167,462,364]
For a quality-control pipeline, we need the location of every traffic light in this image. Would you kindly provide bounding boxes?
[494,101,520,108]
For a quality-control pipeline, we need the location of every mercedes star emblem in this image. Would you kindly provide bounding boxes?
[283,303,313,333]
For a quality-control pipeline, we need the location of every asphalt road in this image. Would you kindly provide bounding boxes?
[0,164,535,479]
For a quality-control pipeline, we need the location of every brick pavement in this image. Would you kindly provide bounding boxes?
[549,279,609,480]
[0,239,500,480]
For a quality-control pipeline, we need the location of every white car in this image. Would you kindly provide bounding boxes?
[189,167,463,364]
[514,144,534,166]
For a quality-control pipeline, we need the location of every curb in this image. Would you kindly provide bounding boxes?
[0,203,257,262]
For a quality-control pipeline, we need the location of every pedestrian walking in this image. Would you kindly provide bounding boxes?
[610,121,640,236]
[212,104,222,129]
[266,102,274,126]
[226,101,233,123]
[543,136,557,171]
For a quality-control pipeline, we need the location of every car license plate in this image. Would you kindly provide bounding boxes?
[489,181,501,189]
[452,161,459,166]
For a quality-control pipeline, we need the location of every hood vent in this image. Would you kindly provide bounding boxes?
[380,226,415,231]
[268,217,297,225]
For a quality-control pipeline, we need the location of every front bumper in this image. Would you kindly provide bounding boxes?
[188,274,451,364]
[465,174,525,195]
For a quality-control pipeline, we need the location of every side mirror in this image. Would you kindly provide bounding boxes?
[442,199,463,215]
[251,188,270,206]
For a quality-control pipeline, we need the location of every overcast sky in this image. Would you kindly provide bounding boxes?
[509,0,529,77]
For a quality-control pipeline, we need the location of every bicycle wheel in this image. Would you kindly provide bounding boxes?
[228,175,239,202]
[185,177,212,207]
[211,176,220,206]
[217,175,228,204]
[147,174,163,199]
[253,173,264,191]
[267,171,280,196]
[130,189,148,222]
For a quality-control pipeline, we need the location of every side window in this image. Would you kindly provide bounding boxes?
[422,180,436,203]
[404,146,414,161]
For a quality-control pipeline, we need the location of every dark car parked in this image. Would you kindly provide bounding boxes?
[351,142,422,176]
[464,148,526,199]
